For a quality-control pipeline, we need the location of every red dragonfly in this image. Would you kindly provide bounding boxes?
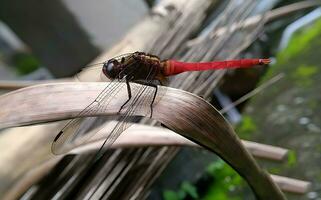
[52,51,269,155]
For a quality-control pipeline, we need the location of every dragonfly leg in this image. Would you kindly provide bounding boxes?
[119,79,132,113]
[150,84,158,118]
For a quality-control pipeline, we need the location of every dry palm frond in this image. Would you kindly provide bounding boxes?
[0,82,285,199]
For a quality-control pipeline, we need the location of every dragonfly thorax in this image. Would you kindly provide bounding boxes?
[102,52,163,81]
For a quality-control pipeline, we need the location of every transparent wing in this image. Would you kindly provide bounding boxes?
[52,54,162,155]
[52,55,143,155]
[94,81,157,154]
[90,60,164,155]
[82,82,157,200]
[51,79,126,155]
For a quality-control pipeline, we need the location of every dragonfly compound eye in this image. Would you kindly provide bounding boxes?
[103,60,119,79]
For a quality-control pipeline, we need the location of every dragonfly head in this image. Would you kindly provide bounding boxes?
[102,59,122,80]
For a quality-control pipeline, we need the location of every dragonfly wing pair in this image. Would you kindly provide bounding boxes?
[52,55,161,155]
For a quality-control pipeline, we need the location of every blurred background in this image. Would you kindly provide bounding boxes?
[0,0,321,200]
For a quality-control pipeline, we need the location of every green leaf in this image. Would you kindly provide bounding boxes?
[181,181,199,199]
[163,190,180,200]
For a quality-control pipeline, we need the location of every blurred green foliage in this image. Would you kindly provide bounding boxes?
[291,65,318,87]
[203,160,243,200]
[235,115,257,139]
[286,150,297,167]
[163,181,199,200]
[12,52,40,75]
[162,159,245,200]
[277,19,321,65]
[264,19,321,81]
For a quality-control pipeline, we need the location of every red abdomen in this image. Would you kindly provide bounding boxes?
[163,59,270,76]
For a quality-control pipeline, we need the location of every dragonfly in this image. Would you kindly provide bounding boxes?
[51,51,270,155]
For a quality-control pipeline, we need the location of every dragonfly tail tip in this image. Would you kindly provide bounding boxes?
[259,58,270,65]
